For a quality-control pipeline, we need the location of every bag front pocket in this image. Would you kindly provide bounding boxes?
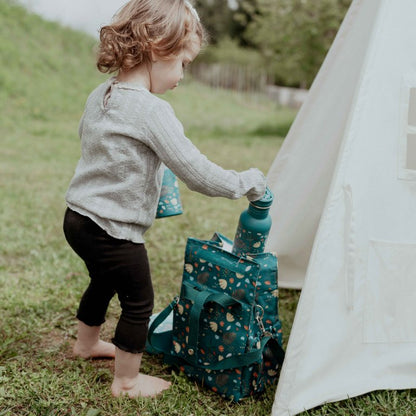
[172,288,253,366]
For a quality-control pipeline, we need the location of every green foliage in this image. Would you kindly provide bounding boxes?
[192,0,351,88]
[187,1,352,89]
[193,0,235,44]
[234,0,351,87]
[198,37,265,68]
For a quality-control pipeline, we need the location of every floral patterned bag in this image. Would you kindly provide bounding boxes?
[147,234,284,401]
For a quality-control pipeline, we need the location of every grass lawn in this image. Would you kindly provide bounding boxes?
[2,1,416,414]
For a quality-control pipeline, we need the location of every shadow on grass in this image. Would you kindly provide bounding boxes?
[191,119,293,140]
[250,120,293,138]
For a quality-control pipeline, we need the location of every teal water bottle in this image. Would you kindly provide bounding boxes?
[232,187,273,256]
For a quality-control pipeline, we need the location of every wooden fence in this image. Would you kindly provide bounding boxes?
[189,63,272,94]
[189,63,308,108]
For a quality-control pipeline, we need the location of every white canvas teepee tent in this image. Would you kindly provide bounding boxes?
[266,0,416,414]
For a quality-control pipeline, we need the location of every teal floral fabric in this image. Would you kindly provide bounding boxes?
[171,234,283,401]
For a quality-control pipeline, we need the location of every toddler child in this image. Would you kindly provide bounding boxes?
[63,0,267,398]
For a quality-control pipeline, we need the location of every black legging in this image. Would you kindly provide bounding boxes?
[63,208,154,353]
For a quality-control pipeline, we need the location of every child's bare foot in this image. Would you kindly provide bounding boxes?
[73,320,116,359]
[111,373,171,398]
[111,348,171,398]
[73,339,116,359]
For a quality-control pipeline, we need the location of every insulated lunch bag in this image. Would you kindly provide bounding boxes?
[147,233,285,401]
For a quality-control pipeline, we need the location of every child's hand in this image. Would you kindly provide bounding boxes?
[244,168,267,201]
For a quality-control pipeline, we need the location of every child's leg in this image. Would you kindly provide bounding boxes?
[73,320,116,359]
[74,274,117,358]
[63,208,170,395]
[110,244,171,397]
[63,208,117,358]
[111,348,171,397]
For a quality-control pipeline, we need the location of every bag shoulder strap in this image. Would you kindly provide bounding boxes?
[147,299,176,354]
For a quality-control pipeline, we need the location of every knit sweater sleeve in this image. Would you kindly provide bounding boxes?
[143,98,266,201]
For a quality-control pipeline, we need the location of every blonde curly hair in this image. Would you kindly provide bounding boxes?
[96,0,206,74]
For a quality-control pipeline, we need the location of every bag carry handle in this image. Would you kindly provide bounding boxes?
[181,281,243,363]
[147,297,284,371]
[181,281,242,309]
[147,285,242,361]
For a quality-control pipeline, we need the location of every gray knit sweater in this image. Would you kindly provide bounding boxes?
[66,77,266,243]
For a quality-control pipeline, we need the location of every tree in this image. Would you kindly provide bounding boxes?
[231,0,260,47]
[194,0,234,44]
[237,0,351,87]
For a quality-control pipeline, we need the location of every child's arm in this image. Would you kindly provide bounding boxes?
[145,100,267,201]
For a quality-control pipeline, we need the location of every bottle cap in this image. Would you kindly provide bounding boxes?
[251,186,274,209]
